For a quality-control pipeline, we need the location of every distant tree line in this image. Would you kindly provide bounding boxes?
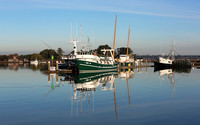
[0,45,134,61]
[0,48,65,61]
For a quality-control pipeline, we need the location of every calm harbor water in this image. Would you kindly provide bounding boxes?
[0,63,200,125]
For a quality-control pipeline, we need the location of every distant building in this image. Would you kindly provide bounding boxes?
[23,58,29,63]
[8,54,19,62]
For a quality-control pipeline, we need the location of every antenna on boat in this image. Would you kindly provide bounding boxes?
[70,23,80,55]
[92,31,94,51]
[113,12,117,59]
[71,22,72,40]
[80,24,85,51]
[76,24,78,41]
[127,25,130,56]
[171,37,175,61]
[87,36,90,51]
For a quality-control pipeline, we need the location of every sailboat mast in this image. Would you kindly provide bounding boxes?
[171,38,175,61]
[127,25,130,55]
[87,36,90,51]
[80,24,84,51]
[113,13,117,59]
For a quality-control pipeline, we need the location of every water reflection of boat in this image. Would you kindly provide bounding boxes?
[47,69,135,120]
[155,68,175,96]
[159,69,173,76]
[155,67,191,96]
[59,71,118,118]
[60,71,118,87]
[119,69,134,80]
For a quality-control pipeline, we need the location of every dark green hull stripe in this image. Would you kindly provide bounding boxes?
[77,60,118,72]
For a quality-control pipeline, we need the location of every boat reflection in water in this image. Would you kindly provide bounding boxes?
[157,68,175,96]
[74,72,118,92]
[154,67,191,96]
[59,71,119,118]
[119,68,134,80]
[59,71,118,90]
[46,67,137,120]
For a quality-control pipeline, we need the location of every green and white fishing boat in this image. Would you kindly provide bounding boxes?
[76,51,118,73]
[60,13,118,73]
[72,41,118,73]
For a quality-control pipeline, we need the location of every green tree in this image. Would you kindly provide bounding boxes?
[116,47,133,56]
[19,54,32,60]
[57,48,64,58]
[31,54,43,61]
[39,49,59,59]
[96,44,111,56]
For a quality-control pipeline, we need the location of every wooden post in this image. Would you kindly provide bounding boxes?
[56,61,58,71]
[56,74,58,83]
[48,61,50,71]
[146,60,147,68]
[48,74,50,83]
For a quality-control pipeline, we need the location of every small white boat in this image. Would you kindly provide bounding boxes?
[30,59,38,65]
[154,57,173,68]
[154,38,175,68]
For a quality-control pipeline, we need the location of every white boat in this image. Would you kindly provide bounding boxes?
[30,59,38,65]
[154,57,173,68]
[154,39,175,68]
[76,48,118,73]
[59,40,118,73]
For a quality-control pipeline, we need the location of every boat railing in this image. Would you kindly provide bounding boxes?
[61,55,76,60]
[77,51,94,55]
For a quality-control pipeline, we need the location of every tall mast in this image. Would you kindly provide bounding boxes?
[71,23,72,40]
[113,13,117,58]
[127,25,130,55]
[80,25,82,42]
[87,36,90,51]
[76,24,78,41]
[73,41,78,55]
[80,24,84,51]
[171,38,175,61]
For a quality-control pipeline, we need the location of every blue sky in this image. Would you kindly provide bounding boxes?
[0,0,200,55]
